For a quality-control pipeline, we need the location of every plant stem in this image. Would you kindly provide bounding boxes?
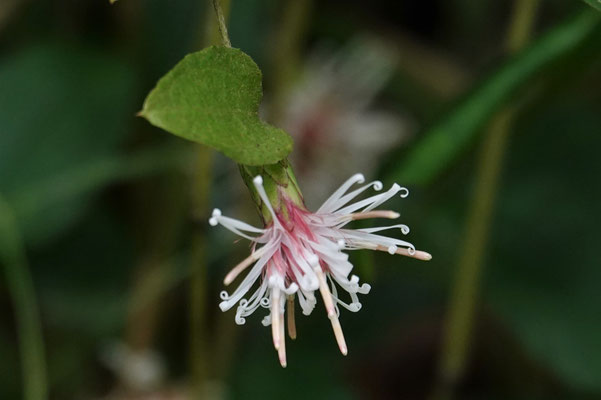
[0,196,47,400]
[212,0,231,48]
[433,1,540,399]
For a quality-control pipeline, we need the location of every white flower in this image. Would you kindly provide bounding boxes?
[209,173,430,367]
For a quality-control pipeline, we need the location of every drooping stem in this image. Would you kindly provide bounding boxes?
[212,0,231,48]
[433,1,541,399]
[0,196,47,400]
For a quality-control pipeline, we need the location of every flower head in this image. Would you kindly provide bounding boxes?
[210,172,430,367]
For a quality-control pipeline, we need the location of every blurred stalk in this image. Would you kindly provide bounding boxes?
[124,170,188,372]
[433,1,540,399]
[0,196,47,400]
[189,0,229,397]
[268,0,313,124]
[189,147,213,397]
[109,146,189,389]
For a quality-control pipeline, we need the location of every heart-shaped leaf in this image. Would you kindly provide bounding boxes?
[140,46,293,166]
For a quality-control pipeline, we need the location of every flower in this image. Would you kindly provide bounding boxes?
[209,173,430,367]
[275,37,414,204]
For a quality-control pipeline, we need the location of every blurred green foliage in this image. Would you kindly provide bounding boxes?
[582,0,601,13]
[385,10,601,185]
[0,43,136,245]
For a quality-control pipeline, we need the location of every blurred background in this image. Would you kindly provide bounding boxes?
[1,0,601,399]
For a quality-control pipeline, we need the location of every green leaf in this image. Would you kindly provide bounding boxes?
[140,46,293,165]
[582,0,601,12]
[386,11,601,185]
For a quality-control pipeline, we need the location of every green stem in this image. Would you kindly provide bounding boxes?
[0,196,47,400]
[212,0,231,48]
[434,1,540,399]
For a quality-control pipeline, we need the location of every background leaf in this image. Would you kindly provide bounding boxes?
[487,101,601,391]
[582,0,601,13]
[140,46,293,166]
[385,10,601,185]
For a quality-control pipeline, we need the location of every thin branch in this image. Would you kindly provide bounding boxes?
[212,0,231,47]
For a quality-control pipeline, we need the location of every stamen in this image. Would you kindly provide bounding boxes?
[314,267,348,355]
[278,311,287,368]
[224,248,264,285]
[349,210,400,221]
[314,267,335,317]
[376,245,432,260]
[271,287,281,351]
[209,208,221,226]
[287,295,297,340]
[330,313,348,356]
